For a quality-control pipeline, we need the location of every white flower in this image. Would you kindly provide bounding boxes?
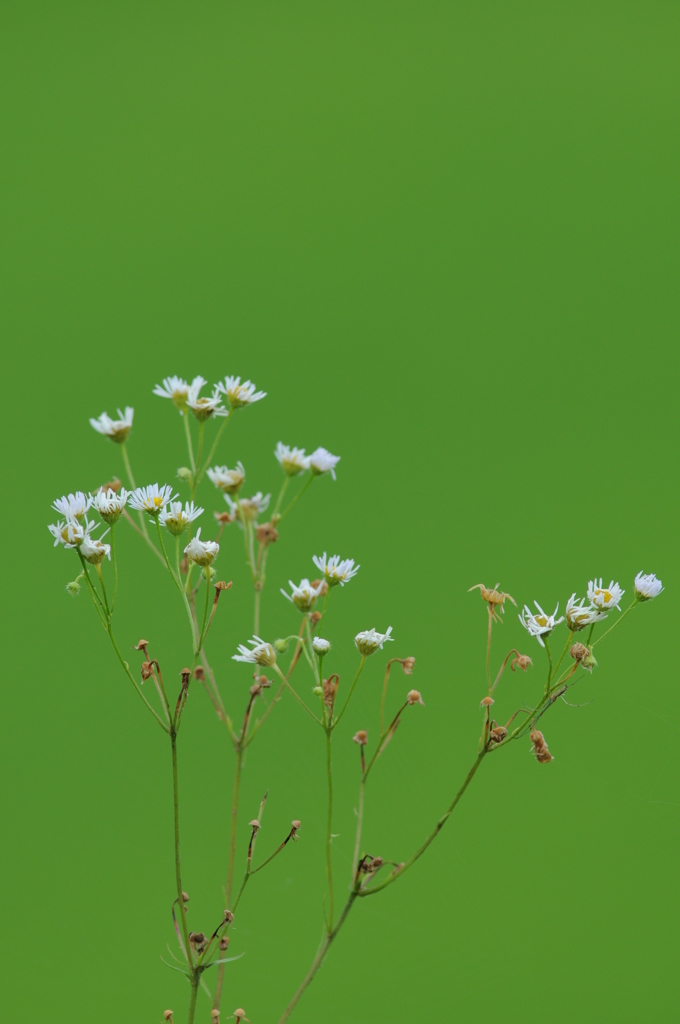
[233,635,277,666]
[89,407,134,443]
[215,376,266,409]
[519,602,565,647]
[308,447,340,480]
[565,594,608,632]
[207,462,246,495]
[184,527,219,566]
[312,552,360,587]
[587,578,625,611]
[186,378,228,421]
[230,492,270,522]
[48,517,85,548]
[634,572,663,601]
[312,637,331,656]
[52,491,92,520]
[80,531,111,565]
[128,483,177,516]
[153,375,198,412]
[355,627,394,656]
[281,578,323,612]
[275,442,309,477]
[160,500,203,537]
[91,488,129,524]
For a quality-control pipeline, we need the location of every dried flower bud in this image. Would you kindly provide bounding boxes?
[193,666,205,681]
[530,728,553,764]
[163,1012,174,1022]
[249,819,261,830]
[214,580,231,592]
[134,639,150,651]
[480,696,494,707]
[407,690,424,705]
[180,667,191,680]
[309,611,323,625]
[219,936,230,951]
[233,1011,247,1021]
[211,1012,221,1021]
[182,891,190,902]
[179,556,189,574]
[322,674,340,711]
[140,661,154,680]
[100,478,123,494]
[214,510,233,524]
[370,856,383,869]
[310,578,329,597]
[401,657,416,674]
[489,725,508,743]
[570,642,597,671]
[468,582,517,621]
[291,819,301,830]
[353,730,368,745]
[256,521,279,545]
[223,910,234,923]
[511,653,533,672]
[189,931,206,943]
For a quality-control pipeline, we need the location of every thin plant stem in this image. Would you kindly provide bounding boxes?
[95,563,110,617]
[550,632,573,683]
[196,409,233,486]
[380,659,399,734]
[254,582,262,636]
[272,474,290,516]
[198,571,211,649]
[172,534,199,653]
[120,443,150,541]
[351,775,365,883]
[107,626,170,732]
[333,656,367,729]
[183,412,196,474]
[213,745,244,1013]
[120,509,164,563]
[543,638,553,696]
[170,729,193,965]
[280,473,314,519]
[272,663,322,726]
[187,975,199,1024]
[592,599,639,647]
[194,422,205,493]
[486,606,493,692]
[325,727,334,930]
[110,526,118,612]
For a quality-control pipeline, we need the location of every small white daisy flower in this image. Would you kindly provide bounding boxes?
[128,483,177,516]
[232,635,277,666]
[308,447,340,480]
[91,488,129,525]
[80,531,111,565]
[207,462,246,495]
[186,378,228,421]
[587,578,625,611]
[89,407,134,443]
[234,492,271,522]
[160,500,203,537]
[565,594,608,632]
[184,527,219,566]
[275,443,309,477]
[519,602,565,647]
[312,637,331,656]
[48,517,85,548]
[215,376,267,409]
[281,578,324,612]
[355,627,394,657]
[153,375,199,413]
[312,552,360,587]
[52,491,92,520]
[634,572,663,601]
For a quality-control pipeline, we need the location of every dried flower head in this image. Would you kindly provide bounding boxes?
[480,696,494,707]
[219,936,230,951]
[256,521,279,545]
[322,674,340,712]
[530,728,553,763]
[510,653,533,672]
[353,730,368,745]
[401,657,416,674]
[89,407,134,443]
[163,1012,174,1022]
[207,462,246,495]
[468,583,517,622]
[407,689,424,705]
[569,642,597,671]
[489,725,508,743]
[634,571,663,601]
[233,1010,248,1021]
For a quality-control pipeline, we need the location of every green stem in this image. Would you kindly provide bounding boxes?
[273,475,290,516]
[194,422,205,495]
[592,599,639,647]
[110,526,118,613]
[171,729,193,965]
[277,894,357,1024]
[120,443,150,541]
[273,663,322,725]
[107,624,170,732]
[214,746,244,1013]
[183,412,196,475]
[325,728,334,930]
[333,656,367,729]
[95,563,110,617]
[198,570,211,649]
[486,606,492,692]
[550,631,573,683]
[187,974,199,1024]
[280,473,314,520]
[351,776,365,883]
[196,409,233,486]
[360,753,486,897]
[171,533,199,654]
[543,638,553,696]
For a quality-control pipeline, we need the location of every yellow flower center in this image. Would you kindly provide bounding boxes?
[535,616,548,627]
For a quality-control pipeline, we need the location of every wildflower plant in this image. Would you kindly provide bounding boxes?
[49,373,664,1023]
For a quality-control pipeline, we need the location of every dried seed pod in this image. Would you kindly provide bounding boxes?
[401,657,416,674]
[407,690,424,705]
[353,730,368,745]
[480,696,494,707]
[530,728,553,763]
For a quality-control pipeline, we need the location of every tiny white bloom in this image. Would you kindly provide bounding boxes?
[634,572,663,601]
[312,637,331,656]
[519,602,565,647]
[80,531,111,565]
[91,488,129,525]
[215,375,267,409]
[235,492,271,522]
[275,442,309,477]
[587,578,625,611]
[355,627,394,656]
[128,483,177,516]
[312,552,360,587]
[281,578,324,612]
[565,594,608,632]
[233,635,277,666]
[52,491,92,520]
[48,517,85,548]
[207,462,246,495]
[89,407,134,443]
[153,375,198,412]
[186,377,228,421]
[160,500,203,537]
[308,447,340,480]
[184,527,219,566]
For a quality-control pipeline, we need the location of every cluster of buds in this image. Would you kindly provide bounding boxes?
[530,728,553,764]
[569,642,597,671]
[250,674,272,698]
[489,723,508,744]
[188,931,208,955]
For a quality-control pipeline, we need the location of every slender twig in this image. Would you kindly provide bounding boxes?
[333,656,367,729]
[592,599,639,647]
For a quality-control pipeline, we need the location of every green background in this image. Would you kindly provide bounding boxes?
[2,2,678,1021]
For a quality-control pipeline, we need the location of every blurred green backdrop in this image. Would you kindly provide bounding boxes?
[2,2,678,1021]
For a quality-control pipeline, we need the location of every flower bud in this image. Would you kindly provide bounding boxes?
[401,657,416,674]
[480,696,494,707]
[177,467,193,482]
[312,637,331,656]
[570,642,597,672]
[312,686,323,696]
[274,638,289,653]
[65,579,81,597]
[353,730,368,745]
[407,689,424,705]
